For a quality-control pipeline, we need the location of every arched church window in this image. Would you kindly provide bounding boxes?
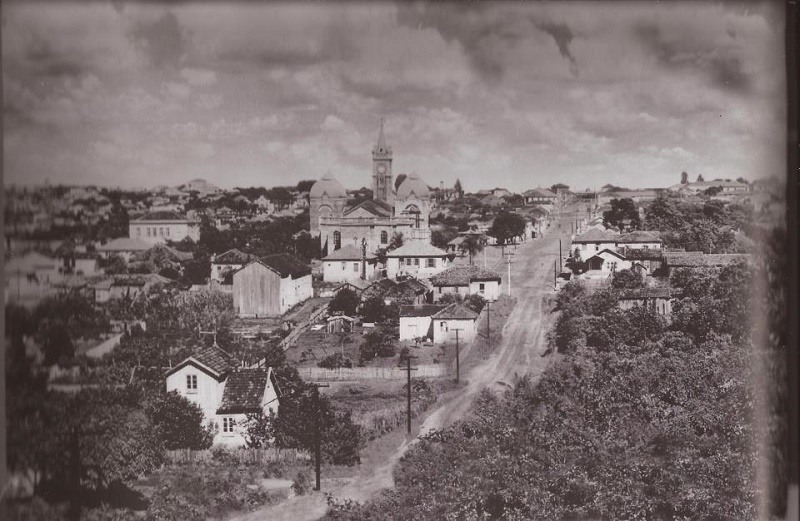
[333,231,341,251]
[380,231,388,244]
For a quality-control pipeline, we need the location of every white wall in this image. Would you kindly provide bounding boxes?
[322,260,375,283]
[432,318,477,345]
[399,315,433,341]
[574,241,618,258]
[280,274,313,314]
[130,222,200,244]
[469,280,500,302]
[166,365,225,426]
[387,256,448,280]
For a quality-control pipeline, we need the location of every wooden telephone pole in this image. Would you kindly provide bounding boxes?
[308,383,331,491]
[405,356,418,434]
[454,329,461,384]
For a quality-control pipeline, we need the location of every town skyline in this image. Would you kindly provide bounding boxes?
[3,1,787,193]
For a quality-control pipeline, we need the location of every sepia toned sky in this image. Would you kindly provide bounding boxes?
[2,1,786,192]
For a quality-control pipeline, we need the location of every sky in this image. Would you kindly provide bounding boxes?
[2,1,787,193]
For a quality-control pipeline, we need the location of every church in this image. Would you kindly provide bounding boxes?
[309,121,432,256]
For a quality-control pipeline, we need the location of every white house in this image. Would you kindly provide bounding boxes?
[385,242,450,280]
[165,347,280,447]
[232,254,313,317]
[129,211,201,245]
[429,264,502,303]
[431,303,480,345]
[211,249,258,283]
[584,249,631,277]
[97,237,151,262]
[572,228,620,258]
[615,231,662,250]
[4,252,61,305]
[321,244,377,283]
[398,304,444,341]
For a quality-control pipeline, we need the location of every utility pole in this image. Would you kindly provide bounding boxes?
[554,259,557,290]
[559,239,562,273]
[454,329,461,384]
[505,250,514,296]
[405,356,418,434]
[309,383,331,491]
[486,301,491,352]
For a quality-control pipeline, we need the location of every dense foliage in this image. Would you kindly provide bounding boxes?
[329,288,360,316]
[328,261,759,520]
[602,197,640,231]
[488,211,526,245]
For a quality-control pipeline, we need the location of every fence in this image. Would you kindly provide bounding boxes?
[298,364,447,381]
[280,303,329,350]
[165,447,310,465]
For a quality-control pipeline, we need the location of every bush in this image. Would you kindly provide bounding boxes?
[292,470,312,496]
[359,327,397,363]
[318,353,353,369]
[329,288,360,316]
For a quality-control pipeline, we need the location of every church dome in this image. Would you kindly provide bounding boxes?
[310,174,347,199]
[396,174,429,199]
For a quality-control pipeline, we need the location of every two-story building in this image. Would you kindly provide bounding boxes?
[165,347,280,447]
[572,228,620,258]
[129,211,201,245]
[321,244,377,283]
[385,242,449,280]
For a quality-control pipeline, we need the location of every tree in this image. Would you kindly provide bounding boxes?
[42,324,75,366]
[602,197,640,231]
[242,410,276,449]
[681,171,689,184]
[611,268,644,289]
[360,296,387,323]
[459,234,485,265]
[329,288,360,316]
[389,232,405,250]
[297,180,316,193]
[454,179,463,198]
[359,327,397,362]
[144,390,215,450]
[464,294,485,313]
[697,174,705,182]
[488,211,526,245]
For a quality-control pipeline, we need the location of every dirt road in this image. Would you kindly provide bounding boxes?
[229,212,578,521]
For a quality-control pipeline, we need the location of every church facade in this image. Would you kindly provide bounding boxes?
[309,121,432,255]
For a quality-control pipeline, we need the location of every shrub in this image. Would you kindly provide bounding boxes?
[292,470,312,496]
[329,288,360,316]
[318,353,354,369]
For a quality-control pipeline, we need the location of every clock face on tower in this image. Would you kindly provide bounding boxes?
[377,164,386,174]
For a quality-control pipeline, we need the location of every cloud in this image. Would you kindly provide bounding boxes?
[180,67,217,85]
[535,21,578,76]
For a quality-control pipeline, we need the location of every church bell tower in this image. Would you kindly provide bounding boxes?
[372,119,394,205]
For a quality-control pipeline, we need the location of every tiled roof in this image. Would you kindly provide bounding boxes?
[617,231,662,243]
[344,199,393,218]
[616,287,671,299]
[622,248,664,260]
[336,278,371,292]
[432,303,479,320]
[193,346,238,377]
[447,236,466,246]
[573,229,620,243]
[387,242,448,258]
[215,248,257,265]
[430,264,501,286]
[400,278,429,294]
[523,188,557,198]
[586,248,626,260]
[111,273,172,287]
[97,237,152,252]
[663,252,752,267]
[600,190,658,198]
[323,244,376,261]
[134,210,196,222]
[400,304,445,317]
[361,279,397,301]
[217,369,272,414]
[260,253,311,278]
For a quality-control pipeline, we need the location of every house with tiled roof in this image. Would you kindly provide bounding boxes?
[523,188,557,205]
[360,278,397,304]
[431,303,480,344]
[572,228,620,258]
[166,347,280,447]
[430,264,502,302]
[584,249,631,278]
[385,242,449,279]
[108,273,172,300]
[129,210,201,245]
[232,254,312,317]
[211,249,259,283]
[399,304,445,341]
[321,244,377,283]
[384,277,430,306]
[616,287,673,316]
[97,237,152,262]
[662,252,752,271]
[616,231,662,250]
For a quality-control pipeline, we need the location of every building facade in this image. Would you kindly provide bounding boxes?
[129,211,201,245]
[309,121,432,255]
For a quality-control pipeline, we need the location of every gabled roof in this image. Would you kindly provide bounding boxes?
[361,278,396,301]
[616,231,662,243]
[216,368,276,414]
[344,199,393,218]
[214,248,257,265]
[97,237,152,252]
[586,248,627,261]
[432,303,479,321]
[111,273,172,287]
[616,287,671,300]
[387,242,448,258]
[399,304,445,317]
[260,253,312,278]
[523,188,557,198]
[430,264,501,286]
[323,244,376,261]
[573,228,620,243]
[166,346,238,379]
[621,248,664,260]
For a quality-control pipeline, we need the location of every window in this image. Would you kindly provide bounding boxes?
[440,321,447,331]
[426,258,435,268]
[166,227,170,236]
[380,231,388,244]
[406,258,412,266]
[479,283,485,293]
[223,417,236,433]
[353,263,359,272]
[186,374,197,392]
[333,231,341,251]
[438,287,442,294]
[414,258,420,266]
[146,227,151,237]
[341,262,346,271]
[136,227,141,237]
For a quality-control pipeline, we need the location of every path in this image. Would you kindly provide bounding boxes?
[85,333,123,359]
[229,209,579,521]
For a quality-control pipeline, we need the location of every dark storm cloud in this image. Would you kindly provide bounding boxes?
[634,22,751,94]
[133,10,185,69]
[25,41,88,78]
